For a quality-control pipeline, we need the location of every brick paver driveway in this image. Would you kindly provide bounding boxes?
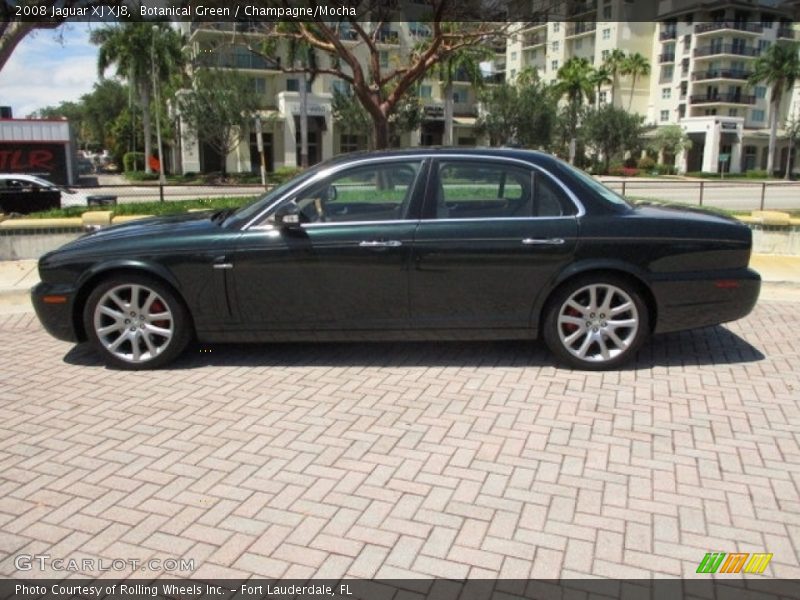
[1,302,798,580]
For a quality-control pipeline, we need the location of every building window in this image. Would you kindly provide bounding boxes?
[758,40,771,53]
[728,108,738,117]
[660,110,670,122]
[420,85,432,98]
[751,109,765,122]
[250,78,266,95]
[602,28,611,40]
[683,34,691,52]
[755,86,767,99]
[340,133,366,153]
[552,41,560,52]
[286,78,311,92]
[331,80,350,96]
[510,51,517,61]
[599,91,607,104]
[551,60,559,71]
[662,87,671,99]
[453,90,467,104]
[510,69,517,79]
[661,65,674,81]
[553,22,560,33]
[379,50,389,68]
[601,49,610,61]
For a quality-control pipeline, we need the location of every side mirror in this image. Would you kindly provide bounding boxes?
[273,201,302,229]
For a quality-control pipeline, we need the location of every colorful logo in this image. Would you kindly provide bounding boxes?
[696,552,773,574]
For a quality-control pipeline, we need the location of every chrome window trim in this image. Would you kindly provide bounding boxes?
[242,153,586,230]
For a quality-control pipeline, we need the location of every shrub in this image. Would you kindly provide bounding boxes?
[123,170,159,181]
[745,169,769,179]
[637,156,656,171]
[269,166,304,184]
[122,152,146,173]
[608,166,640,177]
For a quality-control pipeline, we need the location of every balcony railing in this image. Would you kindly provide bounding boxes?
[778,27,796,39]
[694,22,764,35]
[691,69,752,81]
[196,52,280,71]
[689,93,756,105]
[659,52,676,63]
[522,33,546,47]
[694,44,758,57]
[659,29,677,40]
[565,22,596,37]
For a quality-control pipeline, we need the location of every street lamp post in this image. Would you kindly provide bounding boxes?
[151,25,166,186]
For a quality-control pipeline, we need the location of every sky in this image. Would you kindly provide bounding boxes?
[0,22,101,118]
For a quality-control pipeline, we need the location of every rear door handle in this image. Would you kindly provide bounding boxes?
[359,240,403,248]
[521,237,565,246]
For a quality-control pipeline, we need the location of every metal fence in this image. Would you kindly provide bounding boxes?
[62,179,800,213]
[600,179,800,212]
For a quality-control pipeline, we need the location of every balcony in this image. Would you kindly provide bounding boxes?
[694,22,764,35]
[376,29,400,44]
[567,1,597,17]
[689,93,756,105]
[519,21,547,32]
[565,22,596,37]
[196,51,280,71]
[694,44,758,58]
[778,27,796,40]
[659,29,677,41]
[691,69,752,81]
[659,52,676,63]
[521,33,546,48]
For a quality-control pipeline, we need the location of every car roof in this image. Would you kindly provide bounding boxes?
[324,147,560,168]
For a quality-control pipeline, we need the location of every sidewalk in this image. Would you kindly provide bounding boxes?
[1,255,798,315]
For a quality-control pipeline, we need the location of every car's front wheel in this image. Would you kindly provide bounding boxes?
[543,275,649,370]
[83,275,192,369]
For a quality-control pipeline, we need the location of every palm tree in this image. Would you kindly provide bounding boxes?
[589,65,612,108]
[91,22,184,174]
[438,46,492,146]
[748,42,800,176]
[555,57,594,164]
[287,39,319,168]
[621,52,651,111]
[603,49,627,107]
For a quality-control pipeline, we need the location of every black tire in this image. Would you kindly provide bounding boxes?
[83,274,192,370]
[542,274,650,370]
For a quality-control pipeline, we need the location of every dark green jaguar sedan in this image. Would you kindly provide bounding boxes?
[32,149,760,370]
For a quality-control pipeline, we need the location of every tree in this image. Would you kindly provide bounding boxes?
[90,22,184,173]
[331,87,423,150]
[583,105,646,173]
[437,42,492,146]
[286,39,319,168]
[555,57,594,164]
[784,109,800,180]
[748,42,800,176]
[475,69,556,149]
[603,49,627,107]
[647,124,692,167]
[178,68,263,177]
[244,4,510,149]
[621,52,651,110]
[589,65,612,108]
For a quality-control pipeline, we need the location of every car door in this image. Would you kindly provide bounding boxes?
[410,157,579,331]
[229,158,427,333]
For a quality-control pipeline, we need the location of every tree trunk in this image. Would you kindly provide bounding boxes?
[373,114,390,150]
[299,71,309,169]
[443,81,454,146]
[628,75,636,111]
[785,138,795,180]
[767,98,778,177]
[140,84,153,174]
[568,136,577,165]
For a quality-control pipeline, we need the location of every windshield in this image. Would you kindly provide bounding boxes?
[556,161,631,207]
[225,168,321,226]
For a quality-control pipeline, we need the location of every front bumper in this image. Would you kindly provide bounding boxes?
[651,268,761,334]
[31,281,80,343]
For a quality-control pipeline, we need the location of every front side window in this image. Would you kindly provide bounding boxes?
[292,161,423,223]
[432,161,573,220]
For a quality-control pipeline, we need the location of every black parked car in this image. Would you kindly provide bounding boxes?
[32,149,760,370]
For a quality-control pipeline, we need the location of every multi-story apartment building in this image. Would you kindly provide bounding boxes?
[177,21,500,174]
[649,0,797,173]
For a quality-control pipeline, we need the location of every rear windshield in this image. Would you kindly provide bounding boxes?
[556,161,631,208]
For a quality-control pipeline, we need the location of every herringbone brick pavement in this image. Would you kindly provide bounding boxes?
[0,303,797,579]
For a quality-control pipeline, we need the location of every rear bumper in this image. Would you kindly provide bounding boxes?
[651,268,761,334]
[31,281,80,343]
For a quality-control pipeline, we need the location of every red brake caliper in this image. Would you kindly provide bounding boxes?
[563,306,581,333]
[150,299,168,329]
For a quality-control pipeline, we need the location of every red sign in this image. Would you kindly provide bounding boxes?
[0,143,69,184]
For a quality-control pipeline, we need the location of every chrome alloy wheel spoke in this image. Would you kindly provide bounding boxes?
[557,284,639,363]
[93,284,174,364]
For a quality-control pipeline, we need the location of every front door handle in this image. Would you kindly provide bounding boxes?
[521,237,565,246]
[359,240,403,248]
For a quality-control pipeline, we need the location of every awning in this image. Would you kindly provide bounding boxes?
[453,117,477,126]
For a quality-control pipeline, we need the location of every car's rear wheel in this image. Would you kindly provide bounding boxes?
[83,275,191,369]
[543,275,649,370]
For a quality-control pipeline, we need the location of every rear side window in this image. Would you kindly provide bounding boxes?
[430,161,574,219]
